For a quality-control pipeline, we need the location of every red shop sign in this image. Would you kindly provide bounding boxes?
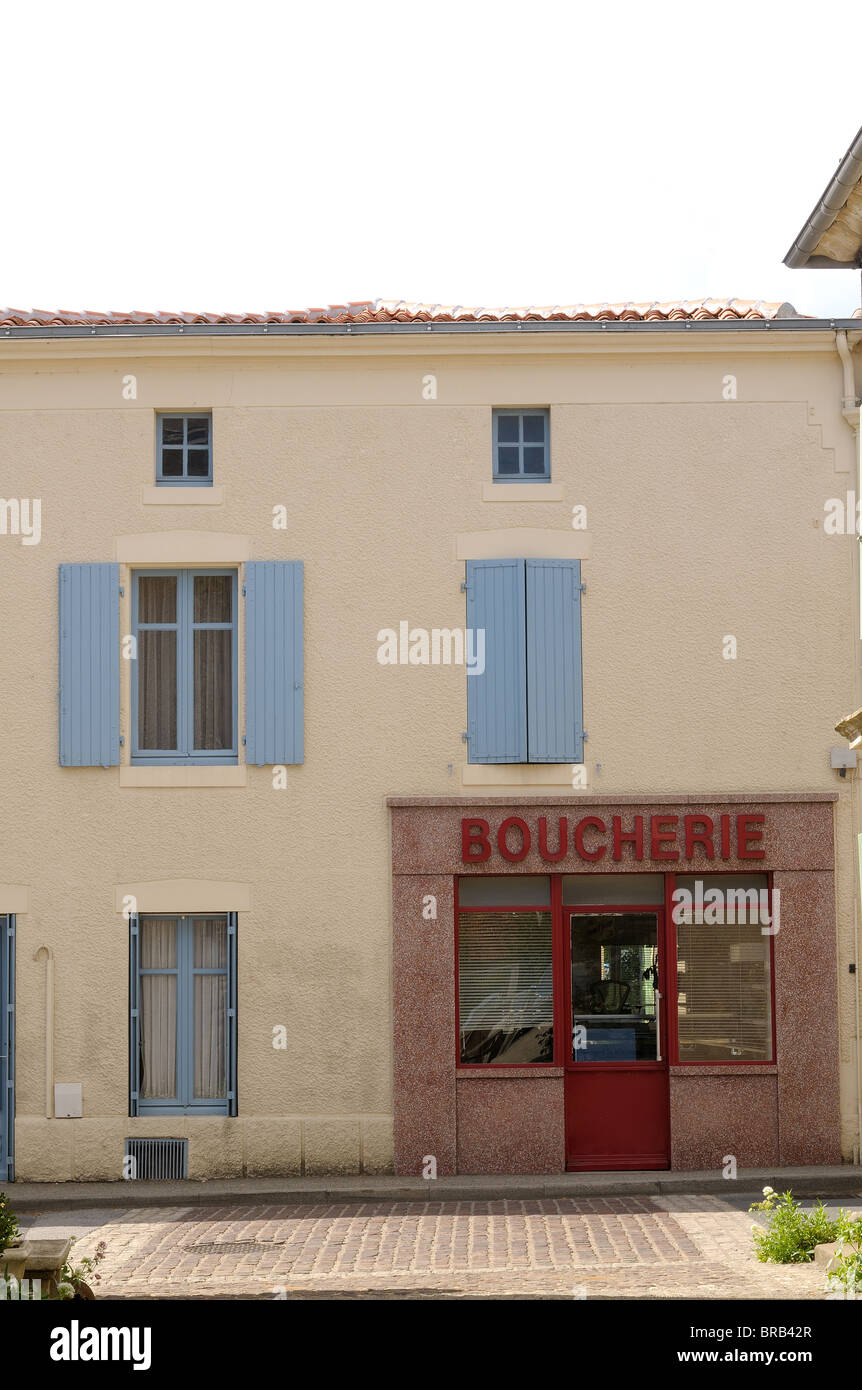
[461,813,766,864]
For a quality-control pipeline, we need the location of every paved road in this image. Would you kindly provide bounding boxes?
[22,1193,855,1300]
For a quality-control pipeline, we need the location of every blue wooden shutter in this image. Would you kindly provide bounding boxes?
[0,916,14,1182]
[59,562,120,767]
[466,558,527,763]
[129,916,140,1118]
[227,913,237,1117]
[244,561,304,766]
[526,559,584,762]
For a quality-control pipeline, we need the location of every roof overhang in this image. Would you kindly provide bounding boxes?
[784,126,862,269]
[3,317,861,341]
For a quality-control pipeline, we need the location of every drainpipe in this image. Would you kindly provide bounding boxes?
[836,331,860,426]
[837,331,862,1163]
[33,947,54,1119]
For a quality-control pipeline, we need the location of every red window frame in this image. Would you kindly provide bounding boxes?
[664,871,777,1067]
[454,872,778,1069]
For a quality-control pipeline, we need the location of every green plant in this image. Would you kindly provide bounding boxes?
[55,1238,108,1299]
[824,1216,862,1300]
[0,1193,19,1254]
[748,1187,842,1264]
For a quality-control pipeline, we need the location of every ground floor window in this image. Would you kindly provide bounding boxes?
[130,913,237,1115]
[674,874,773,1062]
[455,873,775,1067]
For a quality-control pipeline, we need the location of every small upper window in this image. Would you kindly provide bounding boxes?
[157,413,212,486]
[492,409,550,481]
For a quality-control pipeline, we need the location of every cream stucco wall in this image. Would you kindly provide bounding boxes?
[0,327,860,1178]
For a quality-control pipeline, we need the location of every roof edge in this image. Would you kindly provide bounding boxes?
[784,125,862,269]
[3,317,860,341]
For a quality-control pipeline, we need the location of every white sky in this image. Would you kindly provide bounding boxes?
[3,0,861,319]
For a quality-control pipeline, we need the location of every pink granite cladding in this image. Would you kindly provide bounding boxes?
[389,797,836,876]
[392,874,457,1176]
[456,1076,566,1174]
[772,872,841,1164]
[669,1074,779,1168]
[390,798,840,1174]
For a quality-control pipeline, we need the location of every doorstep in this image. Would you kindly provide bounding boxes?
[6,1166,862,1210]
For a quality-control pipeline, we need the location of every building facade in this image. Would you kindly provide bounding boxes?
[0,297,860,1181]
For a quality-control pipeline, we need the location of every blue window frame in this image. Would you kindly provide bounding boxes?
[492,409,550,481]
[131,569,238,765]
[156,413,212,486]
[130,913,237,1117]
[0,915,14,1182]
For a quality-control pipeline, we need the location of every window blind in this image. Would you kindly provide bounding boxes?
[676,914,772,1062]
[458,910,553,1064]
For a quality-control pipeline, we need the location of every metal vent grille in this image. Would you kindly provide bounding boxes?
[125,1138,188,1180]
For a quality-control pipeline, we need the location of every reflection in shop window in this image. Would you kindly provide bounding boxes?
[674,875,773,1063]
[457,910,553,1064]
[570,913,659,1062]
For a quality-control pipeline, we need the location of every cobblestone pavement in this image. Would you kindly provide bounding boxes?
[25,1195,837,1300]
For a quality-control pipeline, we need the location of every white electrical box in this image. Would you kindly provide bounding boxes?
[54,1083,83,1118]
[830,747,857,769]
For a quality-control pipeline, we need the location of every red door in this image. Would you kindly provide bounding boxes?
[564,908,670,1170]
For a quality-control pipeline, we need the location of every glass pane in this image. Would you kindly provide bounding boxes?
[522,414,545,443]
[674,875,770,924]
[160,449,184,477]
[138,630,177,749]
[458,910,553,1064]
[563,874,664,905]
[138,575,177,624]
[523,446,547,475]
[496,446,519,475]
[194,575,231,623]
[571,913,658,1062]
[160,417,184,446]
[194,629,232,749]
[187,449,210,478]
[186,416,210,446]
[677,920,772,1061]
[496,415,519,443]
[459,875,550,906]
[194,917,227,968]
[140,974,177,1098]
[141,917,177,968]
[194,973,226,1098]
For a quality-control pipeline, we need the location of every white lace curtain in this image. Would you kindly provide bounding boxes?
[137,576,231,751]
[140,916,227,1101]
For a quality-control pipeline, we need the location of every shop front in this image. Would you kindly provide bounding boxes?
[390,795,841,1175]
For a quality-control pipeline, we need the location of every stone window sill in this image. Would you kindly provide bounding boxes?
[456,1067,564,1079]
[120,765,247,788]
[141,485,225,506]
[482,483,564,502]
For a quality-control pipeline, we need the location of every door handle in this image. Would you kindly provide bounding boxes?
[655,990,662,1062]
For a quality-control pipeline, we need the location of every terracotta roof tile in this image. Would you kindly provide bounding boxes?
[0,297,805,327]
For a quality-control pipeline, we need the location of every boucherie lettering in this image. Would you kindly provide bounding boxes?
[461,813,766,864]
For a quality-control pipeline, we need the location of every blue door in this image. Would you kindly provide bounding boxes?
[0,916,14,1182]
